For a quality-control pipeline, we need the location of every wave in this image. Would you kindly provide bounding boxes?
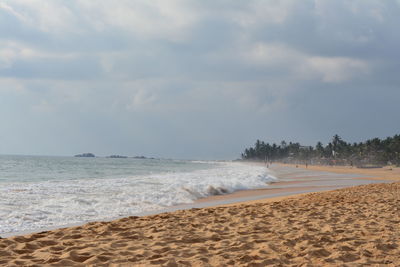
[0,162,276,234]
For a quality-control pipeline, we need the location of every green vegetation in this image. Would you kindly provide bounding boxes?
[241,134,400,166]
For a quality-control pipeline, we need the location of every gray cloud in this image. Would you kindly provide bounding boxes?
[0,0,399,159]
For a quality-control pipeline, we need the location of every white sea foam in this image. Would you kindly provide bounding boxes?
[0,161,275,234]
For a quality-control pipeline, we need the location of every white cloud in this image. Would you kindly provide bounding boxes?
[0,48,14,69]
[0,2,28,22]
[243,41,369,83]
[230,0,295,27]
[127,89,158,111]
[0,40,79,66]
[243,42,303,66]
[0,78,26,93]
[2,0,200,40]
[217,81,290,114]
[302,57,369,83]
[2,0,79,34]
[75,0,198,40]
[31,99,54,112]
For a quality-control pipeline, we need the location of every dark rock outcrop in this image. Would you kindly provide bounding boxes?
[107,155,128,159]
[74,153,95,158]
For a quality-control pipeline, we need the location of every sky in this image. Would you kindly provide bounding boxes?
[0,0,399,159]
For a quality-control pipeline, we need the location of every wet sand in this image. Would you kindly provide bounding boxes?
[283,163,400,181]
[195,163,392,207]
[0,164,399,266]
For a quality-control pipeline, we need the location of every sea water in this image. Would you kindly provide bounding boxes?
[0,155,274,235]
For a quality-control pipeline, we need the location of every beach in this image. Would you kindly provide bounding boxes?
[1,164,399,266]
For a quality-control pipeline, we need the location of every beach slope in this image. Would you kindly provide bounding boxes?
[1,181,399,266]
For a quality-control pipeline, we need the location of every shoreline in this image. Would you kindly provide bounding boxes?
[275,162,400,181]
[1,163,399,265]
[1,163,392,238]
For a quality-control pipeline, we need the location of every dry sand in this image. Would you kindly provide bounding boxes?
[1,166,400,266]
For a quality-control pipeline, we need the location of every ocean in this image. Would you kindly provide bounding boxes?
[0,155,274,235]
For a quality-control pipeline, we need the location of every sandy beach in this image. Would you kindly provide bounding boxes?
[1,164,399,266]
[282,164,400,181]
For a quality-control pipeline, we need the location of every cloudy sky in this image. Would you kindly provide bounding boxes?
[1,0,399,159]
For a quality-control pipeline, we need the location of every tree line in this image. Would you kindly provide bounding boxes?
[241,134,400,166]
